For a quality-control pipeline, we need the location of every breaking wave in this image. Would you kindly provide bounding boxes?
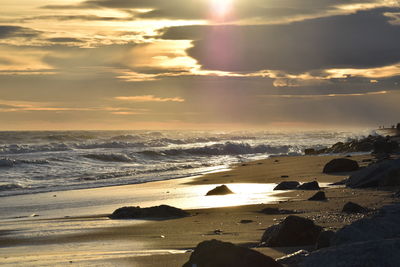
[83,153,135,163]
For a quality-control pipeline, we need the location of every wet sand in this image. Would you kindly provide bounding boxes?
[0,154,397,266]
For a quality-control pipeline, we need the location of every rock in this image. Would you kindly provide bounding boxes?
[260,207,296,215]
[342,202,369,214]
[308,191,327,201]
[297,181,320,190]
[206,185,234,196]
[304,148,316,155]
[373,139,399,154]
[183,239,282,267]
[276,250,309,266]
[109,205,189,219]
[346,159,400,188]
[316,230,335,249]
[300,239,400,267]
[323,158,359,173]
[332,203,400,246]
[274,181,300,190]
[240,220,254,224]
[260,216,322,247]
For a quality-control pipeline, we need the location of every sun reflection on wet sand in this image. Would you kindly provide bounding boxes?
[165,183,283,209]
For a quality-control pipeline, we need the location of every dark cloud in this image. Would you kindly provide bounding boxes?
[162,8,400,73]
[47,38,83,43]
[0,25,41,39]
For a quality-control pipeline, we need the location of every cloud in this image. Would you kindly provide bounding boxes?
[47,37,84,43]
[162,8,400,73]
[0,25,41,39]
[40,0,398,24]
[259,90,389,98]
[114,95,185,102]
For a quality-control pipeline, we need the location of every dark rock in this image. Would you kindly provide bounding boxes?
[346,159,400,188]
[373,139,399,154]
[183,239,282,267]
[280,175,289,178]
[304,148,316,155]
[342,202,369,214]
[260,215,322,247]
[206,185,234,196]
[109,205,189,219]
[300,239,400,267]
[274,181,300,190]
[308,191,327,201]
[323,158,359,173]
[240,220,254,224]
[297,181,320,190]
[260,207,296,215]
[316,230,335,249]
[276,250,309,265]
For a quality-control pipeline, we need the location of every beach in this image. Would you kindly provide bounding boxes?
[1,153,397,266]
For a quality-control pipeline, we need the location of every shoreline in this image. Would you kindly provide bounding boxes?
[1,153,398,266]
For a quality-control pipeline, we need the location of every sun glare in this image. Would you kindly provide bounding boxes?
[211,0,234,19]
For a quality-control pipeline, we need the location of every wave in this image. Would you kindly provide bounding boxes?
[83,153,135,162]
[0,143,71,154]
[159,142,296,156]
[0,183,25,191]
[0,158,50,167]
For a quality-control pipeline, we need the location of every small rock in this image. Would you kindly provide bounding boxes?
[206,185,234,196]
[240,220,254,224]
[297,181,320,190]
[342,202,369,214]
[274,181,300,190]
[214,229,223,235]
[308,191,327,201]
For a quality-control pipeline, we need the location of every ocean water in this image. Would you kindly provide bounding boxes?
[0,130,372,197]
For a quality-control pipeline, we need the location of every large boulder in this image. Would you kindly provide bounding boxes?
[274,181,300,190]
[297,181,320,190]
[332,204,400,246]
[323,158,359,173]
[300,239,400,267]
[316,230,335,249]
[206,185,234,195]
[260,216,322,247]
[342,202,369,214]
[183,239,282,267]
[346,159,400,188]
[109,205,189,219]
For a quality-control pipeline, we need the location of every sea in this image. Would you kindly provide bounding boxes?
[0,129,374,197]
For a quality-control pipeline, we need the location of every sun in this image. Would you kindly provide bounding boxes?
[211,0,234,19]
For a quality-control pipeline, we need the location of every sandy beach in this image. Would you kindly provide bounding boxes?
[0,153,398,266]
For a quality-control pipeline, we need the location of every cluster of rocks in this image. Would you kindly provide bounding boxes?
[274,181,321,191]
[304,135,399,155]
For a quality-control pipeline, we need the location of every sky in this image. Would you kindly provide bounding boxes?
[0,0,399,130]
